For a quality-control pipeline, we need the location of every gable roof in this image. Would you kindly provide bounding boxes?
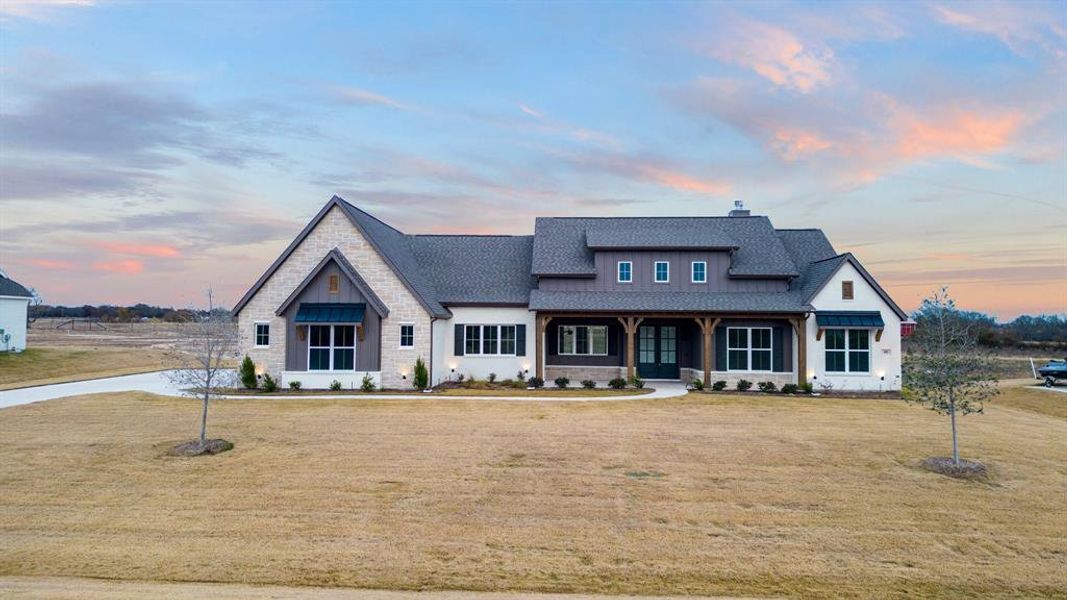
[232,197,449,318]
[799,253,908,320]
[0,272,33,298]
[275,249,390,317]
[532,216,799,278]
[409,235,535,305]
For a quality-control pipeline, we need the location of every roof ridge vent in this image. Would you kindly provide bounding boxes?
[728,199,751,217]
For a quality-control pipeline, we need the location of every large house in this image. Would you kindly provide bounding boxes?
[234,197,906,391]
[0,270,34,353]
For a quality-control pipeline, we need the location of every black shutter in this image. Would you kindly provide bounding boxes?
[773,325,785,372]
[454,324,464,356]
[515,324,526,356]
[714,325,727,371]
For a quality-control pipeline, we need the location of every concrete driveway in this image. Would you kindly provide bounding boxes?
[0,372,688,409]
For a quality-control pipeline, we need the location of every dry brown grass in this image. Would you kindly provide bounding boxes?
[989,385,1067,419]
[0,347,170,390]
[0,390,1064,598]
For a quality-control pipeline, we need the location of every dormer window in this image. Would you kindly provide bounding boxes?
[617,261,632,283]
[691,261,707,283]
[654,261,669,283]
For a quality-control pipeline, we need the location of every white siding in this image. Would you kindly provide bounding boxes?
[439,307,536,384]
[806,262,903,391]
[0,297,29,352]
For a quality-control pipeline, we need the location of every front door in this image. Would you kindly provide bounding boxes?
[637,325,679,379]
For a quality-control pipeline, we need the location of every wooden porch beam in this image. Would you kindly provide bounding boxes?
[792,316,808,387]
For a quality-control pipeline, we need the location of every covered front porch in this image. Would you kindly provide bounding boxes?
[534,312,809,386]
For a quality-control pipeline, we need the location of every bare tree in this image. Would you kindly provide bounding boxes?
[903,287,999,466]
[165,289,238,450]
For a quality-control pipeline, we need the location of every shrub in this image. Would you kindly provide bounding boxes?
[516,370,526,382]
[800,381,814,394]
[781,383,799,394]
[608,377,627,389]
[758,381,778,393]
[554,376,570,388]
[413,357,429,389]
[288,380,302,390]
[711,380,727,391]
[629,374,644,389]
[736,379,752,392]
[488,372,497,383]
[329,380,342,391]
[690,378,704,391]
[261,373,278,392]
[239,355,257,389]
[527,376,545,388]
[511,379,527,389]
[361,373,376,392]
[456,373,465,383]
[581,379,596,389]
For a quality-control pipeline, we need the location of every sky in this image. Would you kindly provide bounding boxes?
[0,1,1064,320]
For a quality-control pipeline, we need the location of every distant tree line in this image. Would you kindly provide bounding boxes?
[909,309,1066,349]
[29,303,230,323]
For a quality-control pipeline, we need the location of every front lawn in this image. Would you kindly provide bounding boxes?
[0,390,1063,597]
[0,347,171,390]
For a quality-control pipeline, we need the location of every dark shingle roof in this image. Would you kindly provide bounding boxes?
[796,253,908,320]
[533,216,799,277]
[529,290,808,313]
[410,235,535,305]
[0,273,33,298]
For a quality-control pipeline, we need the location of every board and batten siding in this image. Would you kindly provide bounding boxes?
[283,262,382,372]
[537,250,789,292]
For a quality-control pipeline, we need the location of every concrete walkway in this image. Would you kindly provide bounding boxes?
[0,576,746,600]
[0,371,689,409]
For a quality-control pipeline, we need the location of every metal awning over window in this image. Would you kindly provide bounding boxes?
[815,311,885,341]
[294,303,365,323]
[815,311,885,328]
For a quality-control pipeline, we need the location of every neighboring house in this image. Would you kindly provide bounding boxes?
[0,270,34,353]
[234,197,906,391]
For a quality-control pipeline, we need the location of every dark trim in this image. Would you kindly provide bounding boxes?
[803,253,907,320]
[534,272,598,278]
[441,302,530,307]
[727,271,797,280]
[275,248,390,318]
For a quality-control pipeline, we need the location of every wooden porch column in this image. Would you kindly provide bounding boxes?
[535,315,553,379]
[791,316,808,387]
[695,317,721,385]
[617,316,644,381]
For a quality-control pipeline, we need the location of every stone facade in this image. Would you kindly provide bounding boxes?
[237,206,431,389]
[545,365,625,382]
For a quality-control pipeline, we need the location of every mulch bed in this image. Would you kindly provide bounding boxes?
[169,439,234,456]
[920,456,988,480]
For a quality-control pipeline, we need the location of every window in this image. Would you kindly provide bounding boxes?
[617,261,632,283]
[654,261,669,283]
[559,325,608,356]
[254,323,270,347]
[399,324,414,348]
[825,329,870,373]
[842,280,854,300]
[309,325,355,371]
[691,261,707,283]
[727,327,773,372]
[328,274,339,294]
[464,325,518,355]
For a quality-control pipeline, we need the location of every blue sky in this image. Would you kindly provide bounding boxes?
[0,0,1064,319]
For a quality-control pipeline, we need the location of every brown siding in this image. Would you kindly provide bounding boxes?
[284,262,381,371]
[537,250,789,292]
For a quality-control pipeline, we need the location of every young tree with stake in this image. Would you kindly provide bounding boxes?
[165,289,238,454]
[903,287,998,467]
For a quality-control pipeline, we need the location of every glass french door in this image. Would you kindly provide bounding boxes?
[637,325,679,379]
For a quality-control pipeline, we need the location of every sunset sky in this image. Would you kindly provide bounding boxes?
[1,1,1064,320]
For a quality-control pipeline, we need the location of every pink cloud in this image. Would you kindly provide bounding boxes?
[699,19,834,93]
[90,241,181,258]
[26,258,77,270]
[892,107,1024,162]
[772,128,833,161]
[92,259,144,274]
[932,3,1067,64]
[328,86,408,110]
